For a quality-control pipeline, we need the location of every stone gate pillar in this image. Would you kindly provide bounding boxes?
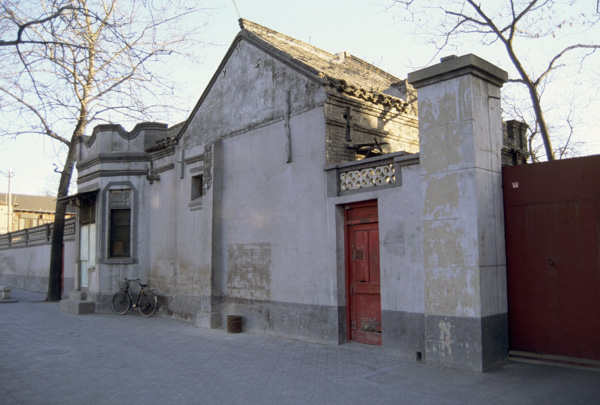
[408,54,508,371]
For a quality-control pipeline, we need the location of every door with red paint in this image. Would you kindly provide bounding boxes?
[345,201,382,346]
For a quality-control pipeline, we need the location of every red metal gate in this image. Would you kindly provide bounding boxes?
[503,156,600,362]
[345,200,382,346]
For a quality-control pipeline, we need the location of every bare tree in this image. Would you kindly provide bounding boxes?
[502,78,584,162]
[391,0,600,161]
[0,0,208,300]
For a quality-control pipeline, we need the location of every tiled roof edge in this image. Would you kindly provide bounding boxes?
[239,19,408,111]
[325,78,409,112]
[237,22,327,84]
[346,54,402,84]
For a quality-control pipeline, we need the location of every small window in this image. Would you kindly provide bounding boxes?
[80,195,96,225]
[109,190,131,258]
[191,174,203,200]
[110,209,130,257]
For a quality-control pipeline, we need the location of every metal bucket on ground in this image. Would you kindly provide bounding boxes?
[227,315,242,333]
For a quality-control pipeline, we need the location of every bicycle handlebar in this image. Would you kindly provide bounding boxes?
[122,278,150,288]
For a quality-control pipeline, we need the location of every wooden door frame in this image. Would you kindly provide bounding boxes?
[344,199,380,344]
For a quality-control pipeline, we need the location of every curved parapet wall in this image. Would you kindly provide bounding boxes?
[76,122,170,165]
[84,122,168,146]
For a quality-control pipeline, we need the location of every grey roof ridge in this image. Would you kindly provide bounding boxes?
[176,19,408,142]
[344,53,403,84]
[175,20,329,142]
[237,19,334,82]
[237,28,327,84]
[238,19,403,87]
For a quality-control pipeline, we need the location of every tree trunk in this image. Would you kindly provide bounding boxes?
[46,143,77,301]
[528,85,555,161]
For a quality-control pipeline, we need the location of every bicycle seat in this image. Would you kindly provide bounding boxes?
[139,283,147,287]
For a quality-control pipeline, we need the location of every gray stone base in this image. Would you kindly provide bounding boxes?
[222,298,343,345]
[85,288,509,371]
[60,299,95,314]
[60,290,95,315]
[382,310,425,361]
[195,311,222,329]
[160,294,206,322]
[424,312,508,371]
[79,285,510,371]
[93,292,113,313]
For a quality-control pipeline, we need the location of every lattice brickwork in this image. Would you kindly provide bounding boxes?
[340,164,395,191]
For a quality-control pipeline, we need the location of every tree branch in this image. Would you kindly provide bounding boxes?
[0,4,92,49]
[537,44,600,85]
[0,86,71,146]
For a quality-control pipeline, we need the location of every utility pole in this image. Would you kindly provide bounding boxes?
[7,170,12,233]
[2,170,13,234]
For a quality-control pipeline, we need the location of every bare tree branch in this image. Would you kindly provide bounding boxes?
[391,0,600,161]
[0,0,210,300]
[537,44,600,85]
[0,3,98,49]
[0,85,71,145]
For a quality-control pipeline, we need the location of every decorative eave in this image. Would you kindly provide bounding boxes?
[146,136,178,152]
[324,77,409,113]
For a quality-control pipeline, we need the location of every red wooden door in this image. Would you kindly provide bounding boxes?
[345,201,382,346]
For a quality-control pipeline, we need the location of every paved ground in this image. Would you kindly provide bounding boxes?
[1,289,599,405]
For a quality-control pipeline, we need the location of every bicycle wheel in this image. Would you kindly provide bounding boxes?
[139,291,157,317]
[111,290,132,315]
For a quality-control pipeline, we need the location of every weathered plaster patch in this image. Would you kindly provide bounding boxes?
[0,253,16,276]
[227,243,271,300]
[423,173,459,220]
[425,267,481,317]
[438,320,453,358]
[417,99,438,129]
[382,224,405,256]
[423,220,466,268]
[420,124,469,175]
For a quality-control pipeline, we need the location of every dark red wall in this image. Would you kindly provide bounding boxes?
[503,155,600,361]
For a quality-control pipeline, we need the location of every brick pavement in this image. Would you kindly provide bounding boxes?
[1,288,599,405]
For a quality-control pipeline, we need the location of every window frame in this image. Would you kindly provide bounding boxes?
[108,189,131,258]
[191,174,204,200]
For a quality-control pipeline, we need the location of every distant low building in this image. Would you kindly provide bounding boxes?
[0,193,75,234]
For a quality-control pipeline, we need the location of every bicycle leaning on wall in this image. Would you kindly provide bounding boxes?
[111,278,158,317]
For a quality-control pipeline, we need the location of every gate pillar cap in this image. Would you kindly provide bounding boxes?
[408,53,508,89]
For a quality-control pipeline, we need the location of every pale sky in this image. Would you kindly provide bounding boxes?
[1,0,598,196]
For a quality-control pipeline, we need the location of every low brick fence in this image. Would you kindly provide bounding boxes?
[0,218,77,295]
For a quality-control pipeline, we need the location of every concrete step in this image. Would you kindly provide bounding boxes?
[60,290,95,314]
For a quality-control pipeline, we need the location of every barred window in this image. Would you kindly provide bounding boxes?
[109,190,131,258]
